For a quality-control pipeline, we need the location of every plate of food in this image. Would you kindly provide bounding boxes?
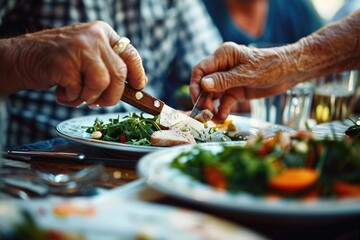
[56,112,295,154]
[0,196,267,239]
[137,129,360,222]
[312,117,358,139]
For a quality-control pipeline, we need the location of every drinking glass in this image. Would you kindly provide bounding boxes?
[310,70,358,124]
[250,82,314,130]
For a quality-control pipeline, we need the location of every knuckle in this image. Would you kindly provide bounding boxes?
[220,42,238,52]
[216,75,228,90]
[72,34,91,50]
[84,69,111,93]
[194,56,213,74]
[222,41,238,48]
[96,75,111,90]
[217,72,236,90]
[91,20,106,28]
[89,20,109,34]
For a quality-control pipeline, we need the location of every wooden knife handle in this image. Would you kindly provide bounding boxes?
[121,84,164,116]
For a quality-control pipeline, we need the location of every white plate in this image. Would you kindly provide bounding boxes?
[312,119,353,139]
[137,144,360,219]
[56,113,295,154]
[56,113,163,153]
[0,197,266,240]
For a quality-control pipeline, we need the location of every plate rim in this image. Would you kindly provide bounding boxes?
[0,196,267,239]
[312,119,353,139]
[56,113,164,153]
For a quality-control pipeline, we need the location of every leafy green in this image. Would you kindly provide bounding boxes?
[171,131,360,197]
[171,144,278,195]
[84,113,160,146]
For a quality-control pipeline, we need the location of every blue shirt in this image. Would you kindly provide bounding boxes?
[203,0,323,45]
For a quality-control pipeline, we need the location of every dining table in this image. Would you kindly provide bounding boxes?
[1,115,360,240]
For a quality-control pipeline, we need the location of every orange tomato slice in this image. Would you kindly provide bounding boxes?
[269,168,319,193]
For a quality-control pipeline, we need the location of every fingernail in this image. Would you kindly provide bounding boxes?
[88,104,100,108]
[140,76,148,88]
[202,78,215,90]
[76,101,87,108]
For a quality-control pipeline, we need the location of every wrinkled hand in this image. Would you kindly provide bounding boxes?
[189,42,298,120]
[8,21,147,107]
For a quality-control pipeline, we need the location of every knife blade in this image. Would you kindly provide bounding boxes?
[4,150,136,167]
[5,150,85,162]
[189,91,203,118]
[121,84,212,142]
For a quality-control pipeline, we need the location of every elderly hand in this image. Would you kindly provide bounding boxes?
[190,10,360,121]
[1,21,147,107]
[189,42,299,121]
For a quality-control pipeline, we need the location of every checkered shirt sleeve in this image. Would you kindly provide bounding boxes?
[0,0,222,147]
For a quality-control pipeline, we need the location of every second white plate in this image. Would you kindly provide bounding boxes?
[137,144,360,220]
[312,119,353,139]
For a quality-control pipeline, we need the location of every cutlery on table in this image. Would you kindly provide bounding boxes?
[189,90,204,118]
[4,149,136,167]
[5,149,85,162]
[0,164,104,198]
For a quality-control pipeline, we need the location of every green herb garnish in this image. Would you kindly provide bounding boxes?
[84,113,161,145]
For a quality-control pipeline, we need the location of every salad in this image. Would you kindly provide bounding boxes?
[171,130,360,199]
[84,113,245,146]
[84,113,161,145]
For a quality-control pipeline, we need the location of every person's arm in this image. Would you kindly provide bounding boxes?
[0,37,24,95]
[290,10,360,80]
[189,10,360,120]
[0,21,147,108]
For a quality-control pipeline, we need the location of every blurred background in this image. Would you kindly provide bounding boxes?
[312,0,346,22]
[176,0,360,112]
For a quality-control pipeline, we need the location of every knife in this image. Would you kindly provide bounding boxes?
[5,149,85,162]
[4,150,136,167]
[189,90,204,118]
[121,84,212,142]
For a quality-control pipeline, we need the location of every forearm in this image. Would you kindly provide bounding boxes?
[0,37,24,96]
[285,9,360,82]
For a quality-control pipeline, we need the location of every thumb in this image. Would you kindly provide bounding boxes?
[200,70,241,93]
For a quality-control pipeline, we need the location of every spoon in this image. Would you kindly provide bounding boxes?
[36,164,104,187]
